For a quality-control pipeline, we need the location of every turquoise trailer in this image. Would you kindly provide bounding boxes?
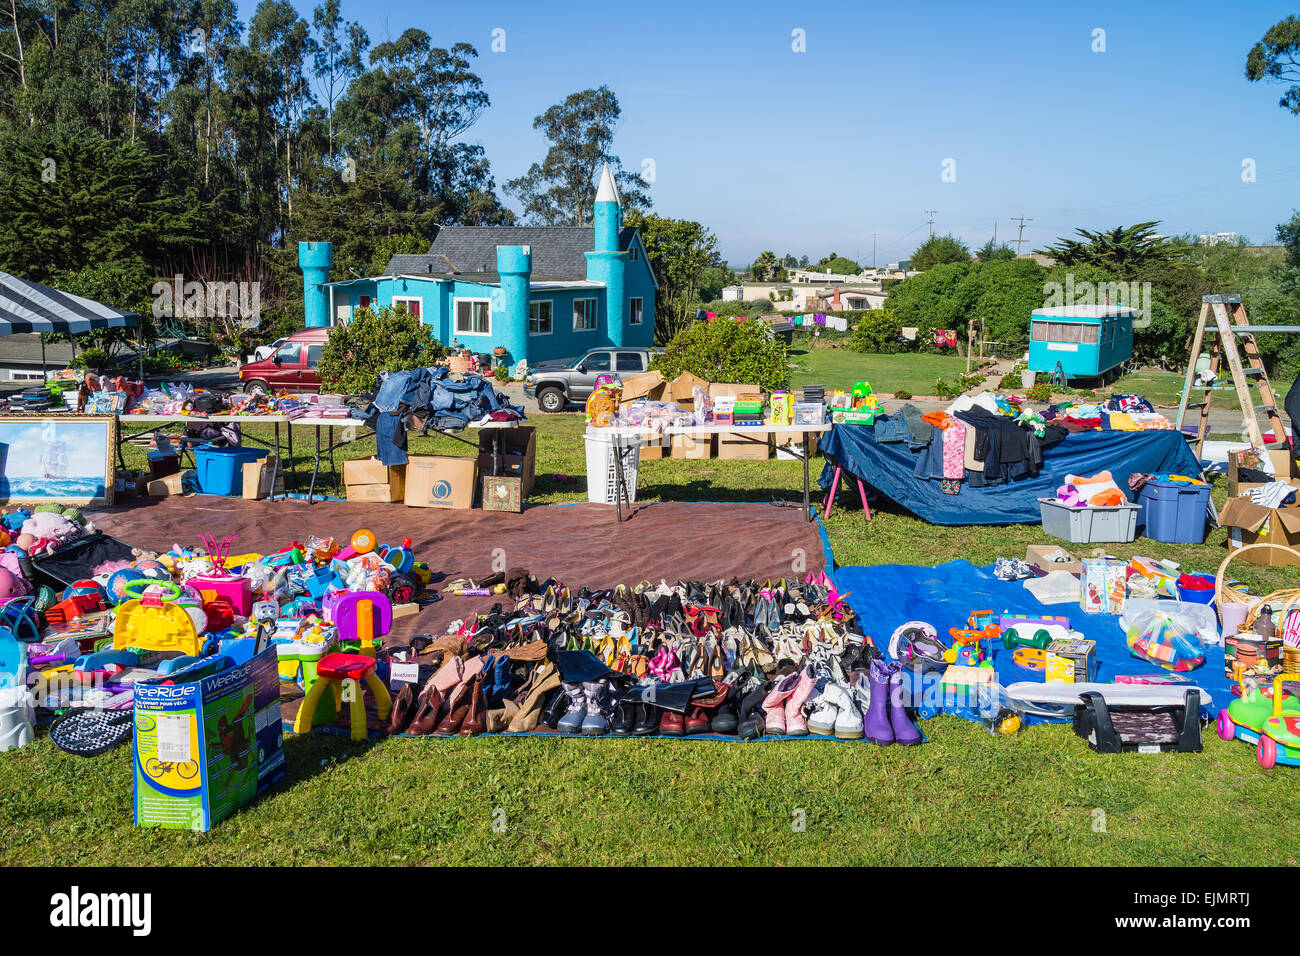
[1028,305,1135,383]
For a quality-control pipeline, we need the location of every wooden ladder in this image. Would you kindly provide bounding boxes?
[1175,294,1296,459]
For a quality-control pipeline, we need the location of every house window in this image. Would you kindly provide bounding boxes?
[455,298,491,336]
[629,297,644,325]
[573,298,597,331]
[529,300,553,335]
[392,296,422,320]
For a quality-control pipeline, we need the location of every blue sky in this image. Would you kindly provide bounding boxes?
[247,0,1300,265]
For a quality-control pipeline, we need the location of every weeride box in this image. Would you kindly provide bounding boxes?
[405,455,476,509]
[132,644,284,831]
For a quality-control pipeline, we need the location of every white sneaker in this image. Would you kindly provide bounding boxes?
[829,682,864,739]
[806,688,839,736]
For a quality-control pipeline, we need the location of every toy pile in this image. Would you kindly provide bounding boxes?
[383,573,922,745]
[0,526,434,757]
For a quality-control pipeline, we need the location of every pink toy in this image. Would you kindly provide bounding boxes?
[190,533,252,615]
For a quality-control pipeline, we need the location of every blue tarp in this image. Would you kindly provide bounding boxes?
[819,422,1203,525]
[837,560,1228,722]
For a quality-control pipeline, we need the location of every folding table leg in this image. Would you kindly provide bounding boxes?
[856,477,871,519]
[823,465,843,518]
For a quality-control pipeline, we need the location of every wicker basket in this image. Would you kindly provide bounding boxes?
[1215,543,1300,630]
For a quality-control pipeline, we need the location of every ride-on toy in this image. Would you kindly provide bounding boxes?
[1255,674,1300,769]
[1217,672,1300,746]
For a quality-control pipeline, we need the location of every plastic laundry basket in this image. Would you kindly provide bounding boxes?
[194,445,269,496]
[584,431,640,505]
[1138,480,1212,543]
[1039,498,1140,543]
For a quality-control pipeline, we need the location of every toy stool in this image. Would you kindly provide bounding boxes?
[278,637,337,726]
[823,464,871,519]
[293,652,391,741]
[330,591,392,659]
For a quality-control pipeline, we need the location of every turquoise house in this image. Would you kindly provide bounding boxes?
[1028,304,1135,383]
[300,166,657,368]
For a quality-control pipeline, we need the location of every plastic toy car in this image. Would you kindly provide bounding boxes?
[1217,677,1300,746]
[1255,675,1300,769]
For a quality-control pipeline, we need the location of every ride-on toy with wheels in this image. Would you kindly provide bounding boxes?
[1217,672,1300,746]
[1255,674,1300,769]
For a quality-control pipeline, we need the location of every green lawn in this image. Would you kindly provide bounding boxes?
[787,345,970,397]
[1103,368,1296,409]
[9,396,1300,866]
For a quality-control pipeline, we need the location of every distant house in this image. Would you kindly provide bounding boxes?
[0,334,76,381]
[721,285,745,302]
[301,165,657,367]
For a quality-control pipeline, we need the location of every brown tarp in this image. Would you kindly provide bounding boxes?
[86,497,830,732]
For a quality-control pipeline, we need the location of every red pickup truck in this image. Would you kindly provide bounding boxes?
[239,328,329,394]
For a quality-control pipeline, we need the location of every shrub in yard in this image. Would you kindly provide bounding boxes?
[652,316,790,391]
[493,365,510,382]
[932,377,960,399]
[71,347,109,370]
[318,305,444,395]
[1026,381,1053,402]
[894,388,912,399]
[848,307,904,354]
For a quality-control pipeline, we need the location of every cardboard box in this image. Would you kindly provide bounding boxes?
[147,470,194,497]
[405,455,477,509]
[477,426,535,495]
[1218,497,1300,566]
[1025,544,1081,576]
[667,371,710,405]
[1228,447,1297,497]
[343,458,407,492]
[619,371,665,403]
[242,455,283,500]
[672,430,715,460]
[346,482,403,503]
[1046,638,1097,683]
[115,470,147,498]
[481,474,523,512]
[718,431,771,460]
[709,382,762,400]
[132,645,284,831]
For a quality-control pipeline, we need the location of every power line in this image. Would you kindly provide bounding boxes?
[1010,216,1034,254]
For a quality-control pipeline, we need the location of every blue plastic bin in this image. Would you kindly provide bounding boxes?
[1138,480,1212,543]
[194,445,269,496]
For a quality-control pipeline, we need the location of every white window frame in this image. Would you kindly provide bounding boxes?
[529,299,554,336]
[629,296,644,325]
[573,297,597,332]
[454,297,492,336]
[392,295,424,321]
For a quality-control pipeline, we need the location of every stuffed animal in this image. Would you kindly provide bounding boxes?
[0,559,31,599]
[17,512,82,557]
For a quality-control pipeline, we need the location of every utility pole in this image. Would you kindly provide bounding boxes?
[1010,216,1033,255]
[872,233,877,269]
[925,210,937,239]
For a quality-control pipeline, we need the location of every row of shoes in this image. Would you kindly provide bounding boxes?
[381,573,924,744]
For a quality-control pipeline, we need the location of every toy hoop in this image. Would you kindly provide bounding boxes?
[121,579,183,602]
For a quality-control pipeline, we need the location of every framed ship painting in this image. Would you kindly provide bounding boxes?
[0,415,116,507]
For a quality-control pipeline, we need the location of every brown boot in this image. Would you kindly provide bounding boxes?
[506,662,561,733]
[459,675,488,736]
[406,683,444,735]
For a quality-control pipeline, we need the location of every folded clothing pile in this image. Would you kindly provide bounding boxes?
[1055,471,1126,508]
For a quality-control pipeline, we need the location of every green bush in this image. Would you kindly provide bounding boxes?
[71,347,109,370]
[894,388,912,399]
[318,305,445,395]
[848,307,904,353]
[493,365,510,382]
[652,316,790,391]
[1026,381,1053,403]
[932,377,960,399]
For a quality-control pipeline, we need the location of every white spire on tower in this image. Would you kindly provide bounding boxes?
[595,163,621,205]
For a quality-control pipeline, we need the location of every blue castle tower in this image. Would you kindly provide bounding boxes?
[585,165,628,347]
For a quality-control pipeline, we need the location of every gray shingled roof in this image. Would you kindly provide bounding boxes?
[385,226,638,282]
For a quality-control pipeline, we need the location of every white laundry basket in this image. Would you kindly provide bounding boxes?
[584,431,641,505]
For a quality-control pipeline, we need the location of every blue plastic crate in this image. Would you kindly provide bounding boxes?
[194,445,269,496]
[1138,480,1212,543]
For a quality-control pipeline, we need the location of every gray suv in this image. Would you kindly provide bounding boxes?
[523,348,651,413]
